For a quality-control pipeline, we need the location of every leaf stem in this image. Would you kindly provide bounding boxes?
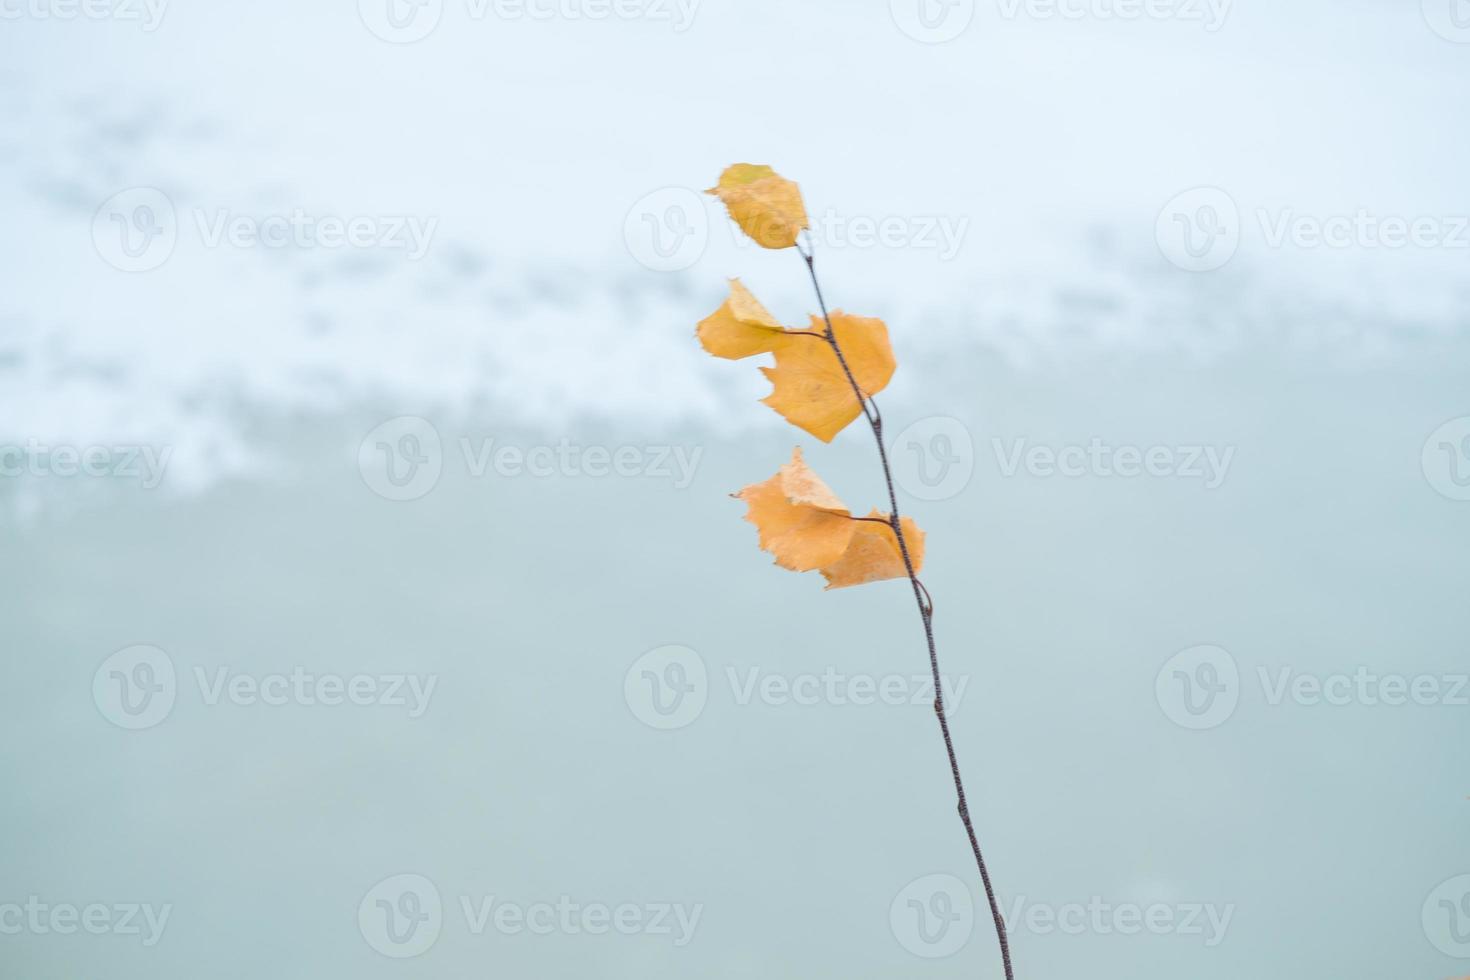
[798,244,1014,980]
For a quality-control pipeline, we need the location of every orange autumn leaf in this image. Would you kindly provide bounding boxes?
[760,312,896,442]
[733,447,854,571]
[734,450,925,589]
[820,509,925,590]
[707,164,809,250]
[697,279,789,360]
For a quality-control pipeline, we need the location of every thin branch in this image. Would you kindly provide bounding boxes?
[799,247,1014,980]
[801,253,878,430]
[915,578,935,618]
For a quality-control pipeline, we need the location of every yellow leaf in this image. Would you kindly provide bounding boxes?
[707,164,809,250]
[760,312,896,442]
[735,452,926,590]
[696,279,789,360]
[733,447,854,571]
[820,510,925,590]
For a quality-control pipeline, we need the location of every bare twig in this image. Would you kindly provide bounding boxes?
[799,247,1014,980]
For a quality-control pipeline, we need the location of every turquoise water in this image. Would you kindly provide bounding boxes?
[4,350,1467,977]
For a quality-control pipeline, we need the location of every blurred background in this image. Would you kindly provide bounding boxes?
[2,1,1469,977]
